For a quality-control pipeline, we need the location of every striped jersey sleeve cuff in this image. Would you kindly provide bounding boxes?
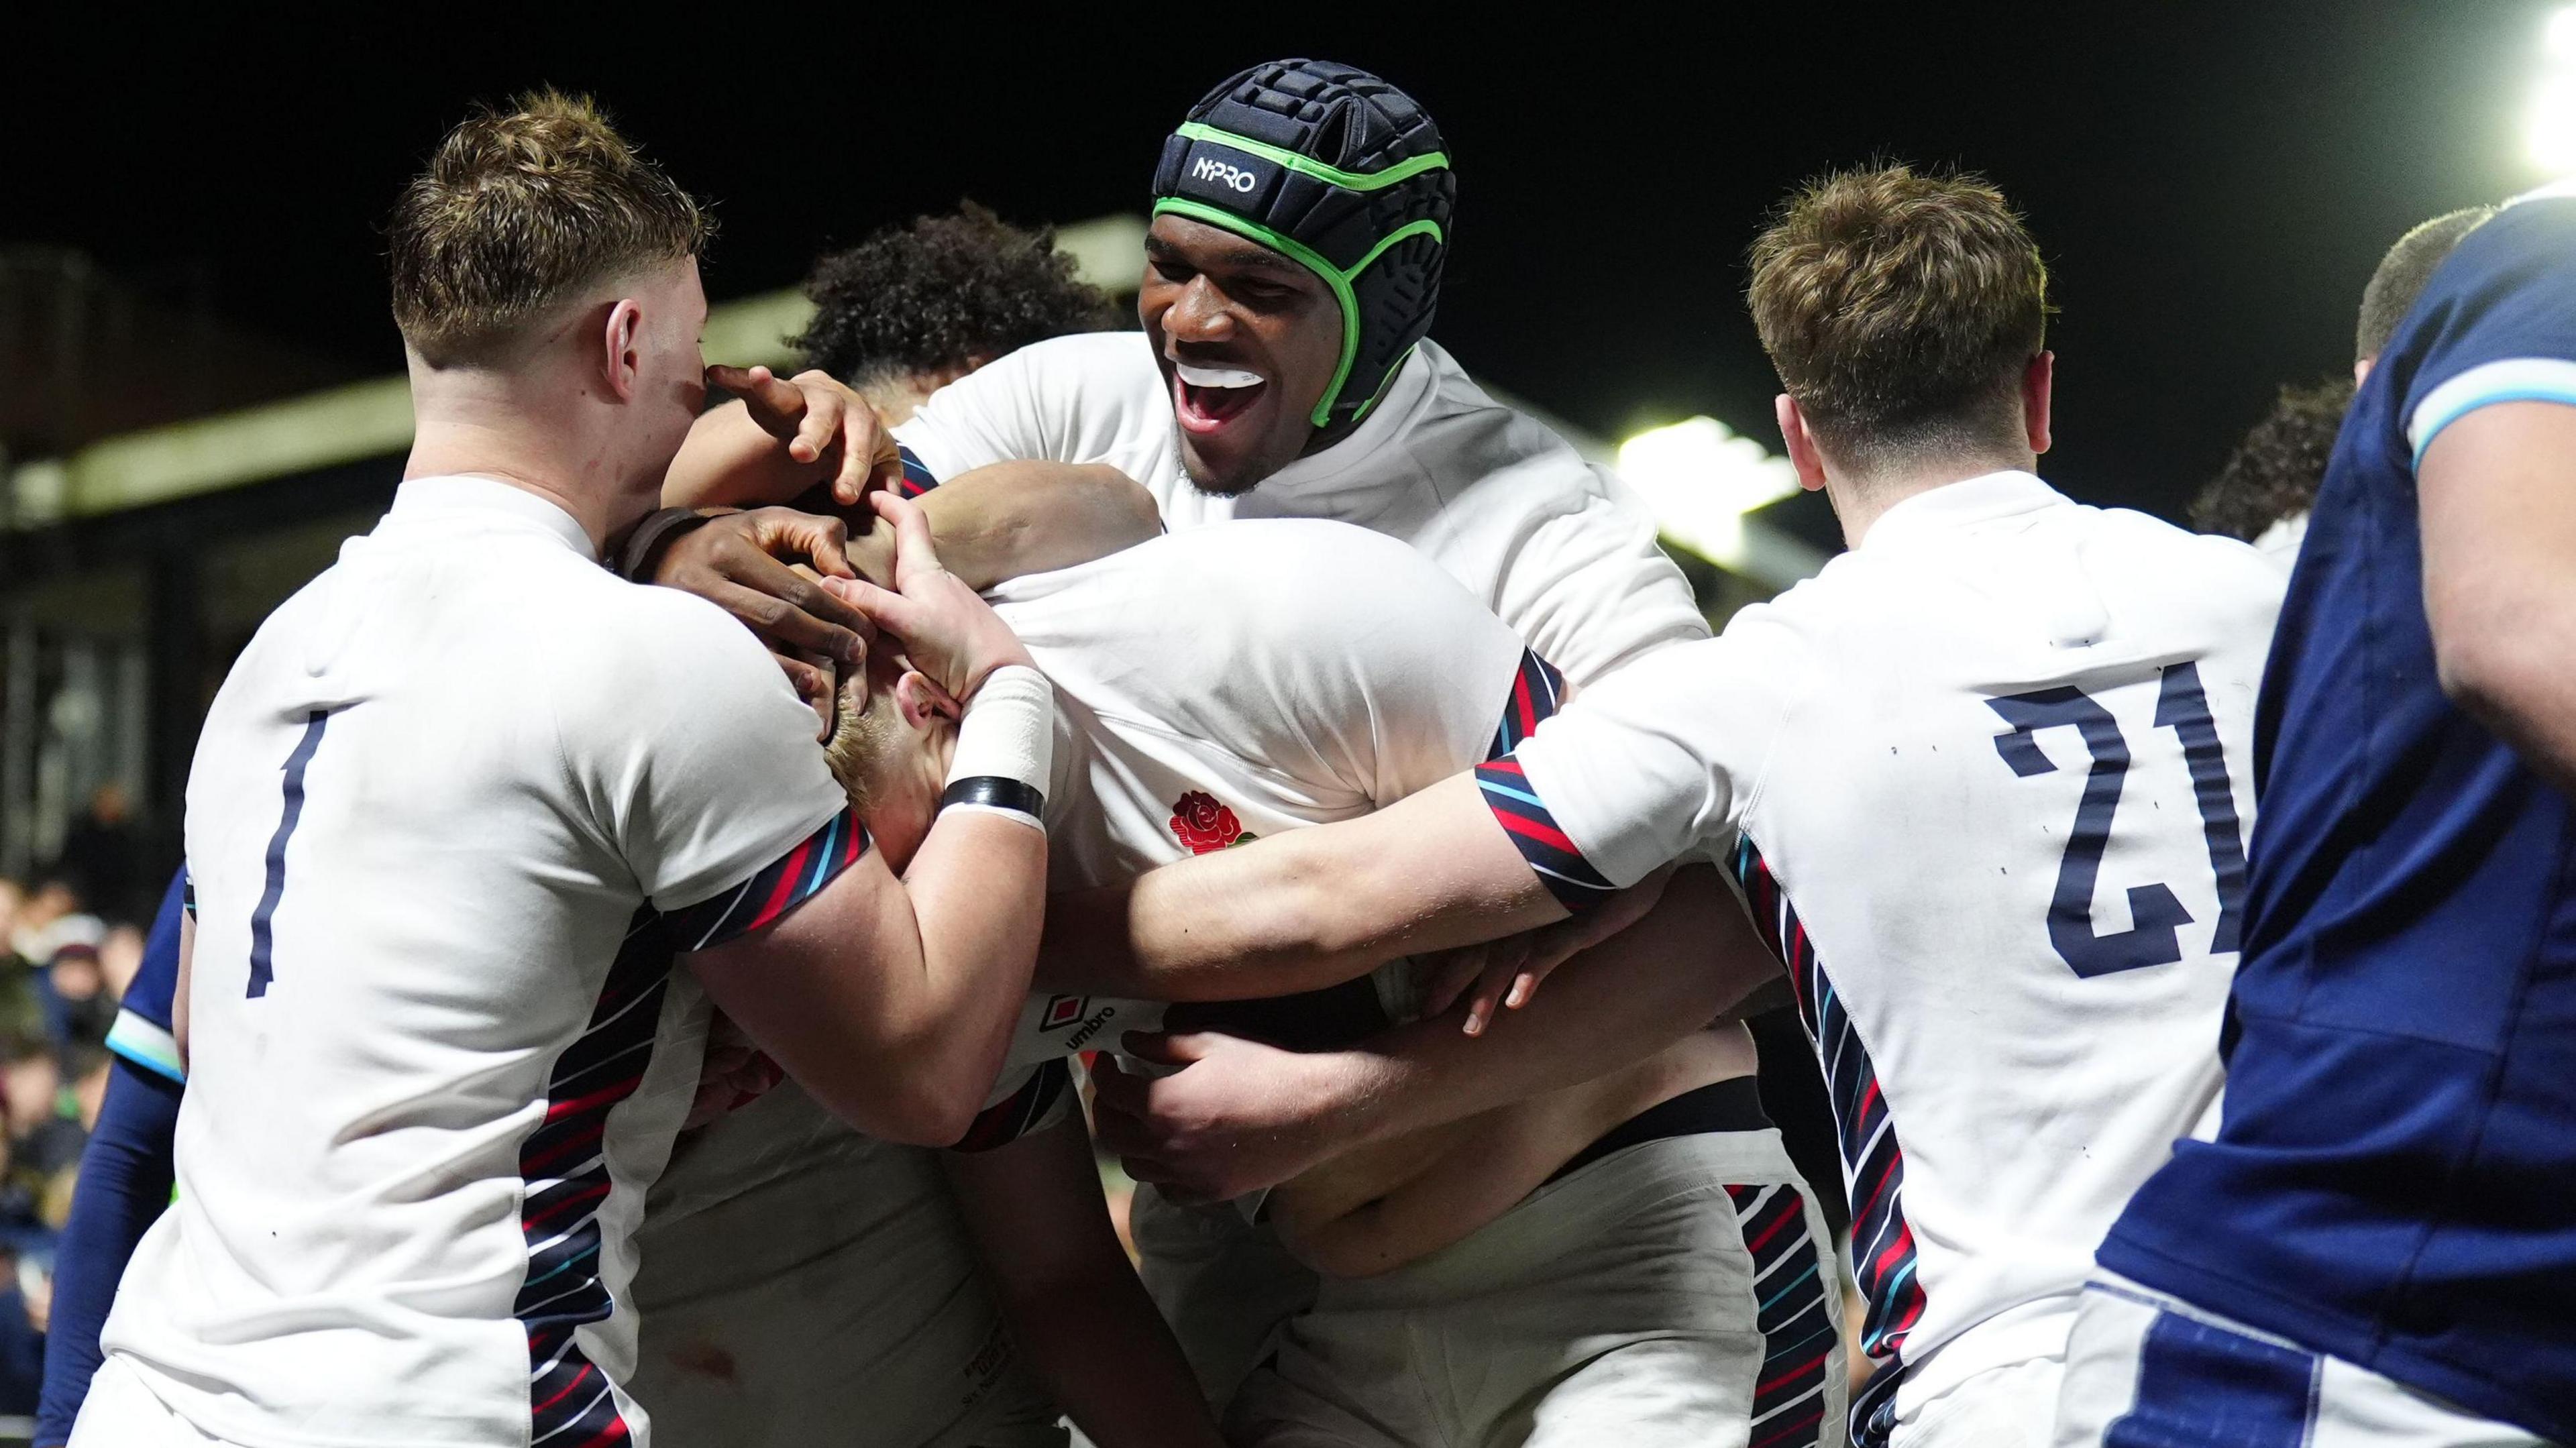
[667,805,870,951]
[1488,649,1566,761]
[1476,757,1615,913]
[896,443,941,499]
[107,1009,186,1084]
[949,1058,1072,1152]
[2410,357,2576,463]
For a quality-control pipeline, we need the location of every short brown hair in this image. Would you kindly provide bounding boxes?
[1747,164,2049,466]
[2355,206,2494,364]
[388,90,709,366]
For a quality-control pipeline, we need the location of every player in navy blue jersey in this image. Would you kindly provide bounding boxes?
[2055,184,2576,1446]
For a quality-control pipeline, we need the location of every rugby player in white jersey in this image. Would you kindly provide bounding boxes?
[1044,167,2287,1448]
[70,95,1055,1448]
[645,59,1846,1439]
[626,211,1204,1448]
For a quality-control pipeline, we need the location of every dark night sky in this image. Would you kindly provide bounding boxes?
[13,3,2555,520]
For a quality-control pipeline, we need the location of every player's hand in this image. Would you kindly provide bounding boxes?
[708,364,904,507]
[684,1011,787,1128]
[819,492,1033,703]
[1089,1032,1351,1203]
[651,508,869,718]
[1421,862,1679,1035]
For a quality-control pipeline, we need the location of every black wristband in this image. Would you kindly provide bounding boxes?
[939,775,1046,821]
[613,506,739,581]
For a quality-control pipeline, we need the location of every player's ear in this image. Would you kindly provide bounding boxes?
[601,298,645,402]
[1776,394,1827,493]
[892,670,963,730]
[2023,351,2055,457]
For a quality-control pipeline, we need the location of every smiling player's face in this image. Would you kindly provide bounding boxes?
[1139,214,1346,496]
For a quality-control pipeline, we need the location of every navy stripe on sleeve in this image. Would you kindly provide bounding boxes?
[1488,649,1566,761]
[667,805,870,952]
[1474,757,1615,913]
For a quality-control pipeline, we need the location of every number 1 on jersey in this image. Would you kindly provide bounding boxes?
[1988,663,2247,978]
[247,710,331,997]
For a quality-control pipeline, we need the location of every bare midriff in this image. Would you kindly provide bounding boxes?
[1268,1022,1760,1279]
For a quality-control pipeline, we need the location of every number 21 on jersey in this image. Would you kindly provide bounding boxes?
[1987,662,2249,979]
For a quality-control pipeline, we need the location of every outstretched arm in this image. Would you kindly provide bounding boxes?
[1090,867,1778,1203]
[834,461,1161,592]
[664,366,904,508]
[663,362,1159,585]
[941,1117,1225,1448]
[1038,771,1570,1003]
[649,466,1159,663]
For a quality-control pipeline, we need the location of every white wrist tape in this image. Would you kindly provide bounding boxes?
[942,664,1052,830]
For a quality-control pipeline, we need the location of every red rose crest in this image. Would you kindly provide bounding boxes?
[1169,790,1253,854]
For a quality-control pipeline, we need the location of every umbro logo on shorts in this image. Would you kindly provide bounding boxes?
[1041,995,1089,1031]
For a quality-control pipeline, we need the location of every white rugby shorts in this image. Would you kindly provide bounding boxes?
[2051,1273,2545,1448]
[1220,1127,1846,1448]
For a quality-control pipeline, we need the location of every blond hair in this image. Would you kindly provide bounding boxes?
[1747,164,2048,466]
[823,671,905,816]
[388,90,708,366]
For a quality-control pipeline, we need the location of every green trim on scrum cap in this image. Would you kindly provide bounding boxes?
[1152,197,1446,427]
[1176,121,1450,192]
[1347,341,1422,425]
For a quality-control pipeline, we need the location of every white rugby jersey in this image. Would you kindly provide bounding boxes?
[962,516,1548,1141]
[893,331,1708,686]
[1488,472,2282,1439]
[105,477,854,1448]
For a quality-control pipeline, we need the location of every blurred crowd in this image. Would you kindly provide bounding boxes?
[0,787,160,1413]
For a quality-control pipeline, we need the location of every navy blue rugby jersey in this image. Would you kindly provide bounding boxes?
[2101,187,2576,1441]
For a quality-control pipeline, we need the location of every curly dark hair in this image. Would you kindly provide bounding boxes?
[2190,377,2355,541]
[792,203,1122,386]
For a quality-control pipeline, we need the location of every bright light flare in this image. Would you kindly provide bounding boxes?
[2535,8,2576,176]
[2534,76,2576,176]
[1615,416,1802,569]
[2549,4,2576,61]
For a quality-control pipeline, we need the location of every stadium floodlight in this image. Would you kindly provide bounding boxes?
[2535,7,2576,175]
[1615,415,1804,571]
[2536,76,2576,176]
